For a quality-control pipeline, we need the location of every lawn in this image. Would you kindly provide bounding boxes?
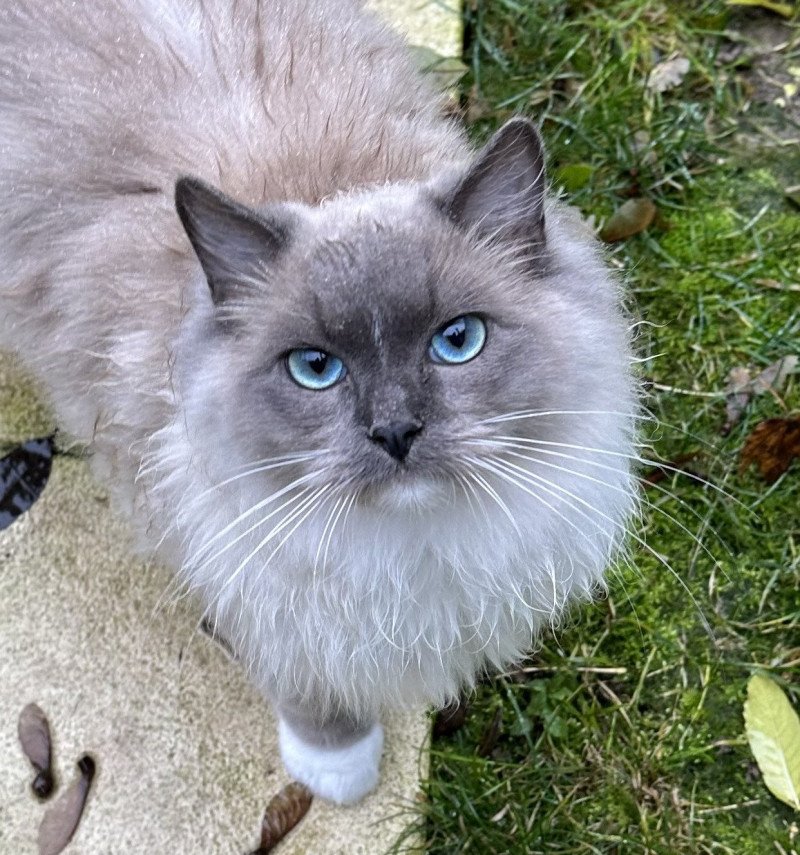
[404,2,800,852]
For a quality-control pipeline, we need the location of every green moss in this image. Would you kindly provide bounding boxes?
[0,352,55,445]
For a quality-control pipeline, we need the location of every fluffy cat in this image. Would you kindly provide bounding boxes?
[0,0,637,803]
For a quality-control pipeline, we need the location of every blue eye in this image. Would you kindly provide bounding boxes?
[286,349,346,390]
[429,315,486,364]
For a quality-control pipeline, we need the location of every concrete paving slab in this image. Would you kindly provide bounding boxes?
[369,0,462,57]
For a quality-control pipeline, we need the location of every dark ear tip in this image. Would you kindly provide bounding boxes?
[495,117,544,155]
[174,175,223,212]
[174,175,201,208]
[174,177,190,216]
[501,116,538,133]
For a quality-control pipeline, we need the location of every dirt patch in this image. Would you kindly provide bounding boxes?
[726,9,800,141]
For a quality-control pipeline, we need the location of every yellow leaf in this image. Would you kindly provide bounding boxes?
[726,0,794,18]
[744,674,800,811]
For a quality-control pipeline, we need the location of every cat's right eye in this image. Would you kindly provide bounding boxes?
[286,348,347,390]
[429,315,486,365]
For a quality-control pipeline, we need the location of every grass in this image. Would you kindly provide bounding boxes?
[402,1,800,852]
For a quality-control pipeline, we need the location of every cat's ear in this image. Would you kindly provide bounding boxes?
[443,117,546,250]
[175,177,291,305]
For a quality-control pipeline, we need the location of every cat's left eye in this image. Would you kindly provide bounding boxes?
[286,349,346,390]
[429,315,486,365]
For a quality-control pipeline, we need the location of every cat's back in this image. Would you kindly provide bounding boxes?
[0,0,460,210]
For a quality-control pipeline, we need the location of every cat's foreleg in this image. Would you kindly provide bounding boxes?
[276,702,383,804]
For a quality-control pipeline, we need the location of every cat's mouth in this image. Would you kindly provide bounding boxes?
[371,474,448,513]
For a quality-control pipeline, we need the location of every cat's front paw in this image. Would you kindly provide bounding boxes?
[277,718,383,804]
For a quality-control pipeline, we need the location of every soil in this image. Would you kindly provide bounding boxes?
[727,9,800,141]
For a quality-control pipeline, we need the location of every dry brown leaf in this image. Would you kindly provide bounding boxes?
[18,703,54,800]
[600,198,657,242]
[465,84,493,125]
[751,355,797,395]
[723,366,754,435]
[251,781,313,854]
[755,278,800,292]
[199,616,236,660]
[722,356,797,434]
[477,706,503,757]
[648,56,691,93]
[38,755,95,855]
[433,696,470,738]
[739,416,800,483]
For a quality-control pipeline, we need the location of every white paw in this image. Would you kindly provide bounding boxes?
[277,718,383,805]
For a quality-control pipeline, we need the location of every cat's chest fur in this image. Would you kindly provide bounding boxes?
[147,397,628,719]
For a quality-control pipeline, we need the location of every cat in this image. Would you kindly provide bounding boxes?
[0,0,637,803]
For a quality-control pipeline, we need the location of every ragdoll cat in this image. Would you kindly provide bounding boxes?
[0,0,637,803]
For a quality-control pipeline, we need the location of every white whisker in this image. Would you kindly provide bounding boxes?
[258,487,336,577]
[467,437,733,559]
[472,455,613,553]
[229,449,329,473]
[488,435,746,510]
[198,485,316,581]
[187,469,328,567]
[453,470,480,521]
[195,452,323,500]
[478,406,735,458]
[489,443,726,571]
[330,490,359,570]
[321,490,358,578]
[484,454,713,636]
[462,464,524,541]
[479,408,641,426]
[314,493,346,577]
[214,484,333,598]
